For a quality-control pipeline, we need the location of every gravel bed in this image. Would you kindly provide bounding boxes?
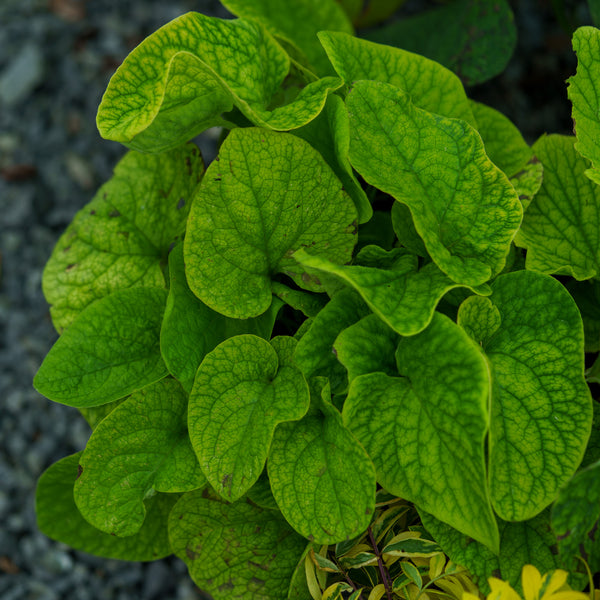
[0,1,225,598]
[0,0,591,599]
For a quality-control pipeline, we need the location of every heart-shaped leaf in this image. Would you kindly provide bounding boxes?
[184,127,357,318]
[74,379,205,536]
[42,145,202,331]
[188,334,309,501]
[346,80,522,287]
[169,490,306,600]
[34,288,168,407]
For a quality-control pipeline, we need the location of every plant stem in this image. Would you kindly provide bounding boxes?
[368,525,393,600]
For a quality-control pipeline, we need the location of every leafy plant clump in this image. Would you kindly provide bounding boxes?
[33,1,600,599]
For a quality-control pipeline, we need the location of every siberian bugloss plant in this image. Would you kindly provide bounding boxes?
[33,1,600,598]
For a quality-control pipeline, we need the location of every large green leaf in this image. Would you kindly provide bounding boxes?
[568,26,600,184]
[220,0,352,76]
[294,93,372,223]
[36,453,177,561]
[97,13,342,152]
[294,248,490,336]
[458,270,593,521]
[73,379,205,537]
[188,334,309,501]
[184,127,357,319]
[268,412,376,544]
[343,312,498,552]
[565,279,600,352]
[318,31,475,125]
[161,244,281,392]
[169,490,306,600]
[294,288,370,394]
[34,288,168,408]
[516,135,600,279]
[366,0,516,86]
[469,101,543,209]
[552,458,600,573]
[346,80,522,287]
[42,145,202,332]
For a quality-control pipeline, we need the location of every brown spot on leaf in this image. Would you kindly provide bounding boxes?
[222,474,232,493]
[66,263,77,272]
[218,579,234,592]
[109,209,120,218]
[185,547,198,561]
[90,210,96,215]
[76,464,83,479]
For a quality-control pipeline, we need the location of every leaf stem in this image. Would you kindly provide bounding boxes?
[368,525,393,600]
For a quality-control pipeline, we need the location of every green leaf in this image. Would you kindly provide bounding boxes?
[346,80,522,287]
[36,453,177,561]
[469,101,543,209]
[419,510,500,594]
[42,145,202,332]
[516,135,600,279]
[318,31,475,125]
[73,379,205,537]
[552,459,600,573]
[268,413,376,545]
[246,469,279,511]
[220,0,353,76]
[97,13,342,152]
[421,510,559,594]
[401,561,423,589]
[169,490,306,600]
[34,288,168,408]
[391,203,428,258]
[294,248,490,336]
[271,281,327,318]
[334,313,399,385]
[161,244,281,392]
[287,544,315,600]
[590,1,600,27]
[188,334,309,501]
[184,127,357,319]
[497,511,560,592]
[352,0,406,28]
[294,289,370,394]
[568,26,600,184]
[78,398,126,430]
[458,270,593,521]
[358,211,396,252]
[294,93,372,223]
[581,401,600,469]
[382,537,442,558]
[365,0,516,86]
[343,312,499,553]
[565,279,600,352]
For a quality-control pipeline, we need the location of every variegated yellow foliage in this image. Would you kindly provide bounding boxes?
[464,566,589,600]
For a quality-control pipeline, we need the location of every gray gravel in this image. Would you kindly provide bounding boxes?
[0,0,591,598]
[0,1,226,598]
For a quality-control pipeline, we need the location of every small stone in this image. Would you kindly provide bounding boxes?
[0,44,44,107]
